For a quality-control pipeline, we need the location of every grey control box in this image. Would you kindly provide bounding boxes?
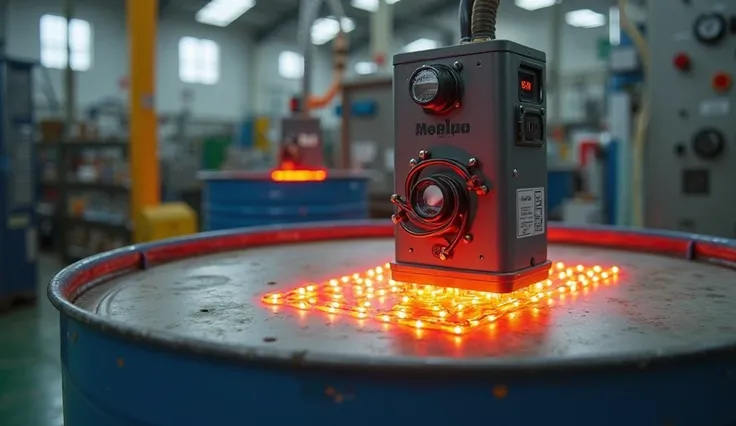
[280,117,325,169]
[389,40,550,293]
[645,0,736,237]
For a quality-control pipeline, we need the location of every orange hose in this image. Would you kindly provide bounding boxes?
[307,74,342,109]
[305,32,348,111]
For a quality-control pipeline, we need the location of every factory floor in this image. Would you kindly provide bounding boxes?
[0,254,64,426]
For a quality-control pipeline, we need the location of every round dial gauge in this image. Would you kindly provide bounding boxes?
[692,128,726,159]
[410,69,440,104]
[693,13,727,45]
[408,65,462,113]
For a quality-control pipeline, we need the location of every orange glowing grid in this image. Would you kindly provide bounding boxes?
[262,262,620,334]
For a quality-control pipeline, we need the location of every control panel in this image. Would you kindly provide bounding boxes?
[645,0,736,237]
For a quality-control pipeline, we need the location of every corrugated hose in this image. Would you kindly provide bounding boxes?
[471,0,500,42]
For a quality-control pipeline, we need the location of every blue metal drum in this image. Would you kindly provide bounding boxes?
[198,170,370,231]
[49,221,736,426]
[547,167,576,218]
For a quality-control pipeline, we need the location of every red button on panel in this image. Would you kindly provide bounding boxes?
[673,52,691,71]
[712,72,732,93]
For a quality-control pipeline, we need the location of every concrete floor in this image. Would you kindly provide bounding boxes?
[0,254,64,426]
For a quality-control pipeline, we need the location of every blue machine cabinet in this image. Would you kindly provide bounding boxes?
[0,58,37,307]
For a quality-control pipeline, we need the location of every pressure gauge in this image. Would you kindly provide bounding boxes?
[693,13,727,45]
[692,128,725,159]
[410,68,440,104]
[409,65,462,113]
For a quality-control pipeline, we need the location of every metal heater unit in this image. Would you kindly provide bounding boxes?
[390,39,550,292]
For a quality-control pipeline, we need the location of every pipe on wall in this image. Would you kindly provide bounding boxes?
[297,0,322,115]
[296,0,350,114]
[0,0,8,54]
[548,3,562,123]
[64,0,76,135]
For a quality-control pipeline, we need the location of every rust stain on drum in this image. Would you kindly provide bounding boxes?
[492,385,509,399]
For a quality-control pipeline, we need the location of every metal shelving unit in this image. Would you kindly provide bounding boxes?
[38,140,132,263]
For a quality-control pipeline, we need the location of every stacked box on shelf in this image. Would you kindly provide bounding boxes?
[56,140,132,263]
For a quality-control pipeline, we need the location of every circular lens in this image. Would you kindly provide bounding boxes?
[418,184,444,216]
[410,69,439,104]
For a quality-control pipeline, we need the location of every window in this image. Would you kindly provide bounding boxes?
[39,14,92,71]
[178,37,220,85]
[278,51,304,80]
[355,61,377,75]
[403,38,440,53]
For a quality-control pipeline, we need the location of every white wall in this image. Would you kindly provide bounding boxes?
[3,0,253,120]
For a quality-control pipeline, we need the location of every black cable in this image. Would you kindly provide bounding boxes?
[459,0,474,43]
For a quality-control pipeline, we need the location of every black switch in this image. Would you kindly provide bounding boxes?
[682,169,710,195]
[731,15,736,33]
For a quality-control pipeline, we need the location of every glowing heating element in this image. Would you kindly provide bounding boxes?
[262,262,621,334]
[270,169,328,182]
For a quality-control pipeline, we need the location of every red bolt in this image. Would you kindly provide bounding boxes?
[673,53,691,71]
[712,72,732,93]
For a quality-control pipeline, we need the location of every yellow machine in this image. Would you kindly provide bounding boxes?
[254,116,271,152]
[128,0,197,243]
[135,203,197,243]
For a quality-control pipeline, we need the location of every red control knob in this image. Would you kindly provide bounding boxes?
[673,52,691,71]
[712,72,732,93]
[289,96,301,113]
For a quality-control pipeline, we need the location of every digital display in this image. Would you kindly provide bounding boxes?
[518,68,539,102]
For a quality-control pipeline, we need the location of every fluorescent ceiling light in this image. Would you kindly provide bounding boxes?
[565,9,606,28]
[311,16,355,45]
[355,61,377,75]
[515,0,556,11]
[196,0,255,27]
[350,0,401,12]
[608,6,620,45]
[403,38,439,53]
